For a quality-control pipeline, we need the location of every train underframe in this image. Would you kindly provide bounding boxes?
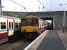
[21,32,39,40]
[8,27,47,42]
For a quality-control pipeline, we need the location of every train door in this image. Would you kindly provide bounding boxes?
[8,18,14,36]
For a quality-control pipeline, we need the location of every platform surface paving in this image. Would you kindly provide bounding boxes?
[37,30,66,50]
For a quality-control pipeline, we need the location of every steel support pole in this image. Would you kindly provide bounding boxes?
[43,5,44,17]
[0,0,2,15]
[63,10,65,28]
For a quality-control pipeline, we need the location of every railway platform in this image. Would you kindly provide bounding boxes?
[24,30,67,50]
[58,30,67,50]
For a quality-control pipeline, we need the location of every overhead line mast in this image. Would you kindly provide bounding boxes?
[0,0,2,15]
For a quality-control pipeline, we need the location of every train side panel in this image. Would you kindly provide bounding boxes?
[0,17,8,40]
[0,17,8,43]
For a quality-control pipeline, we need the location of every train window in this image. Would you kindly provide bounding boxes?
[19,23,21,27]
[15,23,21,29]
[1,22,6,29]
[32,18,38,26]
[9,22,11,29]
[21,18,38,26]
[21,19,27,26]
[9,22,14,29]
[12,22,14,29]
[27,20,32,25]
[15,23,18,29]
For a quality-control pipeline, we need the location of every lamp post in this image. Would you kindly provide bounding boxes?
[63,9,65,27]
[43,5,44,17]
[0,0,2,15]
[59,4,67,29]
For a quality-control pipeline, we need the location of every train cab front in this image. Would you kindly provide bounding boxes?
[21,25,39,39]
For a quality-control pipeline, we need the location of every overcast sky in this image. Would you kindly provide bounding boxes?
[2,0,67,12]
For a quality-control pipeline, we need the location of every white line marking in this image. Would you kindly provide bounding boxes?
[24,30,48,50]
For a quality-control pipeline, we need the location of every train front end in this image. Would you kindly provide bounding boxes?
[21,16,39,39]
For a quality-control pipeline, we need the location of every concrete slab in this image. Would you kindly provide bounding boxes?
[37,30,66,50]
[57,30,67,50]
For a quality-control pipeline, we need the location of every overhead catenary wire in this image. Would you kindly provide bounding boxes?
[9,0,32,11]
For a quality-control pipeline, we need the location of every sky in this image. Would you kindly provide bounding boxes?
[39,0,67,11]
[2,0,67,12]
[2,0,39,12]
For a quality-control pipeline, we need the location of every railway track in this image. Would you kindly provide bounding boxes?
[0,35,33,50]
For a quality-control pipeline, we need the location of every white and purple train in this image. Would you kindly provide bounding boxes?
[0,15,21,43]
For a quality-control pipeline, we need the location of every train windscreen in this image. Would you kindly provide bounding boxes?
[21,18,38,26]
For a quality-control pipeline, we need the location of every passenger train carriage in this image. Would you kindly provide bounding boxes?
[0,16,21,43]
[21,15,48,39]
[0,15,48,43]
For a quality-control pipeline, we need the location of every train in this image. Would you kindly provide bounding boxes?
[20,15,48,39]
[0,15,48,43]
[0,15,21,43]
